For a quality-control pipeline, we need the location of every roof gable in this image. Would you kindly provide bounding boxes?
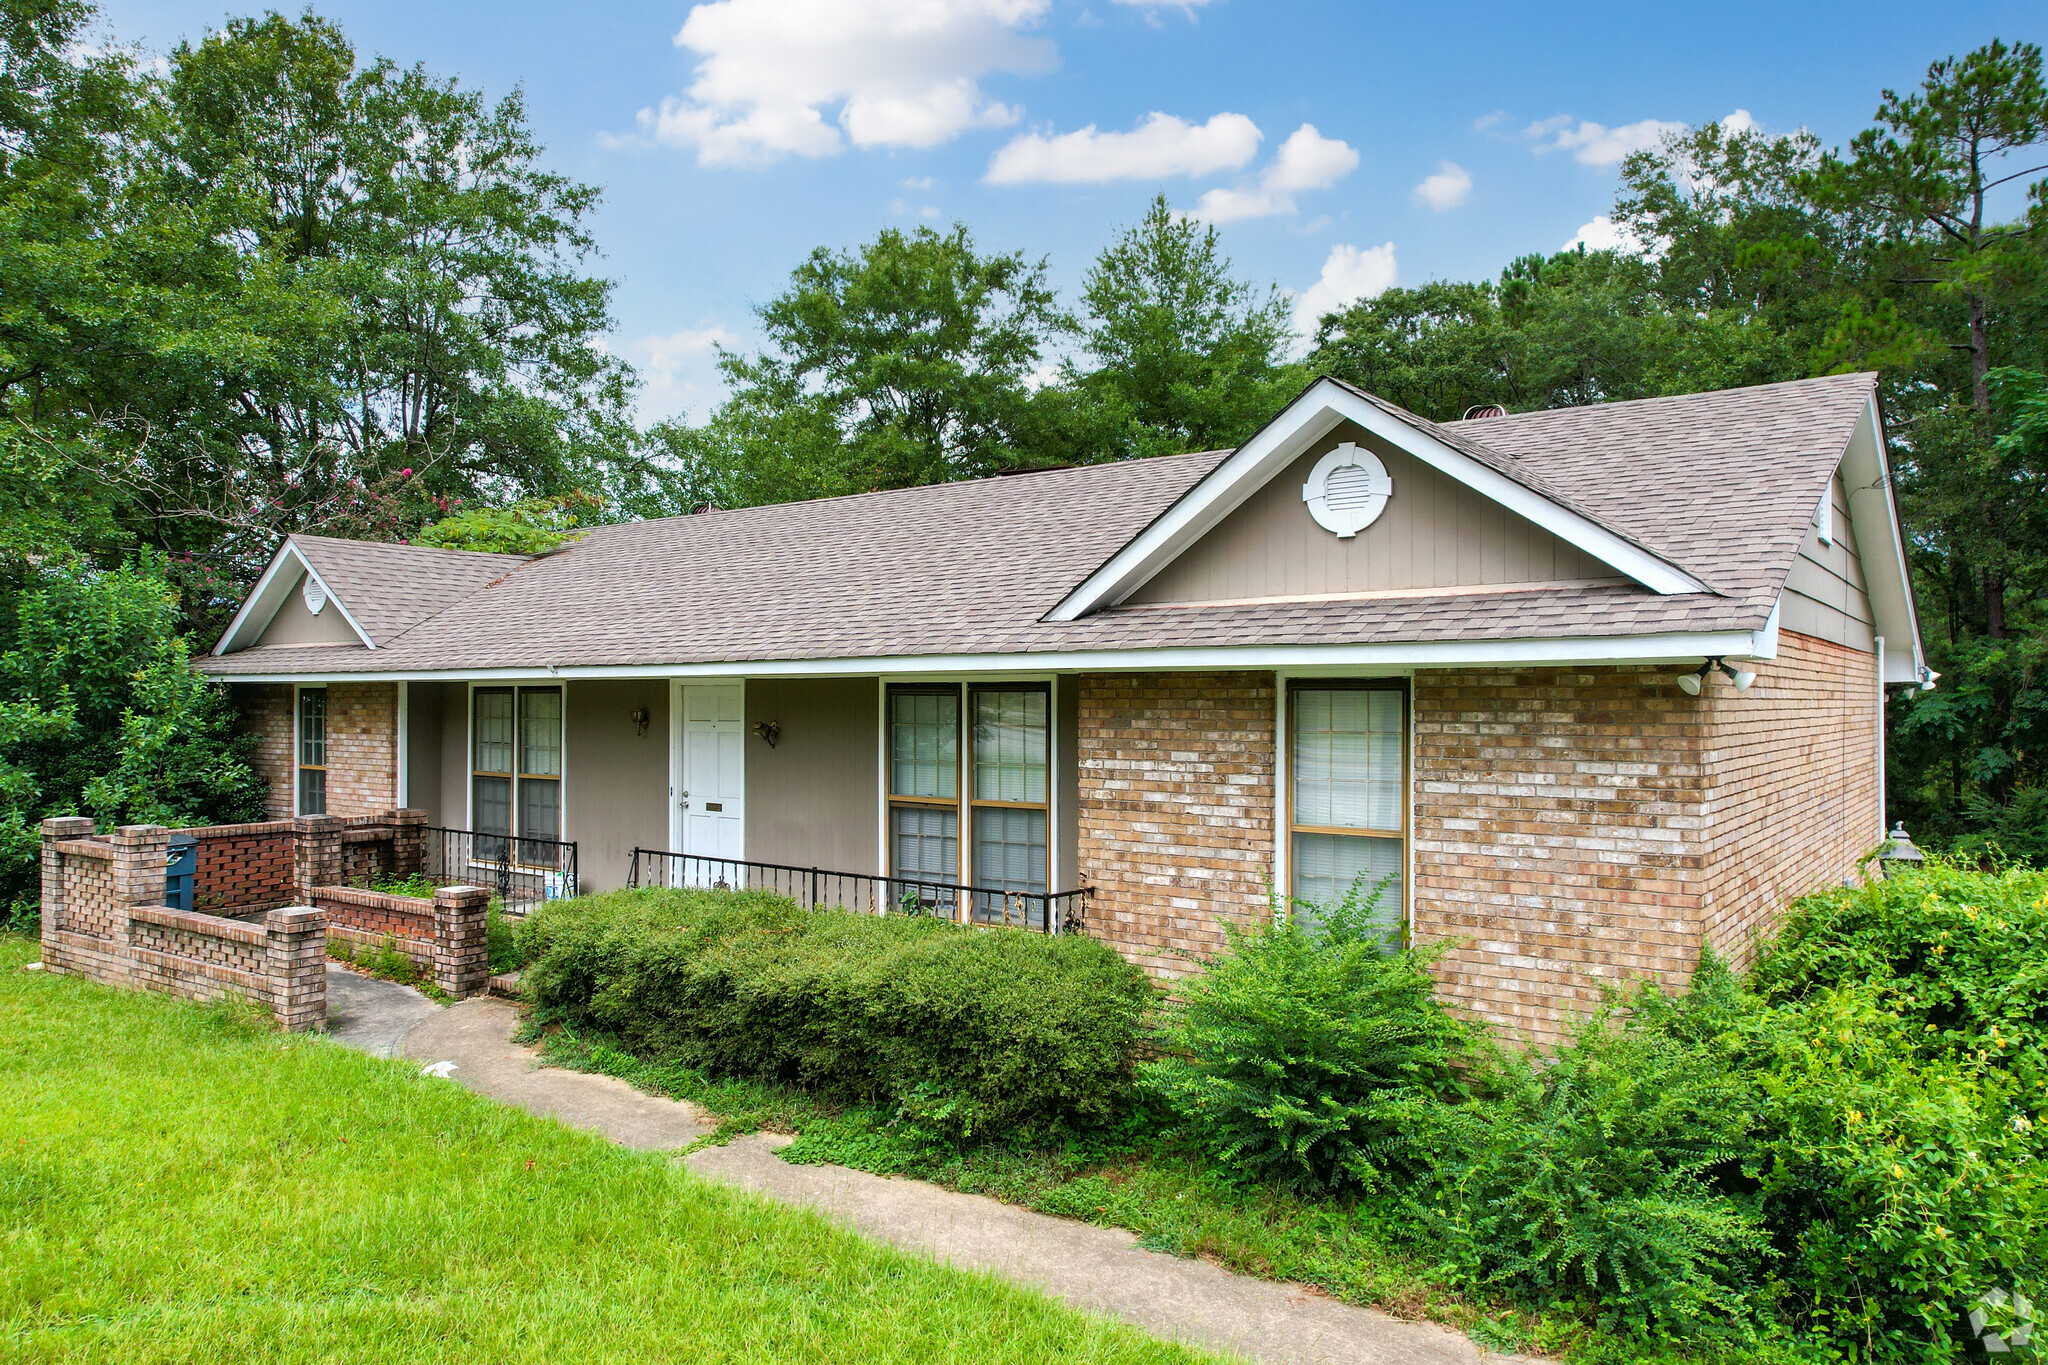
[1048,377,1710,622]
[1127,420,1626,607]
[213,535,532,656]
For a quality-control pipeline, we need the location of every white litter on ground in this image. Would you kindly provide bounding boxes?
[419,1060,459,1078]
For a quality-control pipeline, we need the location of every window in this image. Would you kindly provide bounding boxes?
[296,687,327,816]
[1289,682,1406,942]
[885,683,1051,918]
[887,688,959,906]
[969,686,1048,920]
[473,686,562,861]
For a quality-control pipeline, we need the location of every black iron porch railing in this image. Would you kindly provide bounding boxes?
[423,826,578,914]
[627,848,1088,935]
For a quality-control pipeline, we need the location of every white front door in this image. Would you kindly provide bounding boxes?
[675,682,745,881]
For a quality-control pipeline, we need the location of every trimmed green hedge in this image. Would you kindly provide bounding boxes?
[519,889,1153,1139]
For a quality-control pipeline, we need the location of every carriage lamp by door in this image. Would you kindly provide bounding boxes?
[752,720,780,748]
[630,708,650,736]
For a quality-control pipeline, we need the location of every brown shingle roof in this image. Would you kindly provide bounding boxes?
[284,535,529,646]
[199,374,1879,676]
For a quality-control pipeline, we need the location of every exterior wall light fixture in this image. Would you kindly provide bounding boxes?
[752,720,780,749]
[1675,657,1757,696]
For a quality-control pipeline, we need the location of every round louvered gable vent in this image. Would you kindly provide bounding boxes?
[1301,442,1393,538]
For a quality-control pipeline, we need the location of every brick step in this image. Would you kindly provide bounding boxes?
[487,971,522,999]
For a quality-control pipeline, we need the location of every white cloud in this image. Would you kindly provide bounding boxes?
[1720,108,1758,136]
[1292,242,1396,332]
[986,110,1260,184]
[1411,160,1472,211]
[1526,114,1684,166]
[1471,110,1505,134]
[900,175,936,189]
[633,325,739,422]
[635,0,1055,167]
[889,197,944,217]
[1562,214,1662,256]
[1187,123,1357,222]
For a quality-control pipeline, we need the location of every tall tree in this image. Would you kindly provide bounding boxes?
[655,223,1069,506]
[1068,195,1297,457]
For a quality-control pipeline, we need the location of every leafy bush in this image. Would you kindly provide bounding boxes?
[521,889,1153,1139]
[1412,960,1768,1341]
[1142,882,1470,1192]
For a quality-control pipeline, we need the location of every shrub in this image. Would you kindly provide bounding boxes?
[1141,882,1471,1192]
[1411,960,1769,1342]
[522,889,1153,1139]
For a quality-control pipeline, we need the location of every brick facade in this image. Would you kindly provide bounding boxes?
[1410,663,1711,1045]
[1075,672,1277,977]
[234,681,397,819]
[191,821,298,915]
[312,882,489,998]
[1699,634,1882,966]
[1071,635,1881,1047]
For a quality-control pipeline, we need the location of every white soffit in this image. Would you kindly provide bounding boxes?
[1839,397,1926,684]
[1048,379,1708,622]
[211,539,375,655]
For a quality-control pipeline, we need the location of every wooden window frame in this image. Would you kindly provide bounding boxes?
[885,682,1053,917]
[885,685,963,903]
[471,684,564,861]
[295,685,327,817]
[1284,678,1409,935]
[965,683,1051,916]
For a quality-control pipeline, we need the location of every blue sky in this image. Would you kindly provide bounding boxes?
[99,0,2046,424]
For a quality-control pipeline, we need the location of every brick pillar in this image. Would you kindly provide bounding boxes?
[293,815,343,896]
[264,906,328,1032]
[432,885,490,999]
[388,808,427,880]
[111,825,170,908]
[38,817,95,945]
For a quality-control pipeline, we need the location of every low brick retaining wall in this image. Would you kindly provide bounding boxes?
[188,820,297,915]
[39,817,327,1030]
[310,882,489,999]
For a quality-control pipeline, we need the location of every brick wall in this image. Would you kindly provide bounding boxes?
[191,821,297,915]
[234,681,397,818]
[38,819,327,1030]
[1075,671,1277,977]
[1410,664,1711,1047]
[313,885,436,969]
[1699,632,1883,966]
[239,685,295,820]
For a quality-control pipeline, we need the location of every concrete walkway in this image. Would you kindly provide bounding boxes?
[330,985,1543,1365]
[323,964,441,1058]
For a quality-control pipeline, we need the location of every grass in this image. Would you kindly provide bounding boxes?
[532,1023,1589,1361]
[0,934,1226,1365]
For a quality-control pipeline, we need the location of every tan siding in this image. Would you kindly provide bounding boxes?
[255,570,361,646]
[564,680,670,893]
[746,678,880,874]
[431,682,470,829]
[1057,675,1080,891]
[404,682,445,826]
[1781,468,1876,651]
[1128,421,1622,605]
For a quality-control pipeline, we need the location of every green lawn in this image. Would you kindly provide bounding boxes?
[0,935,1221,1364]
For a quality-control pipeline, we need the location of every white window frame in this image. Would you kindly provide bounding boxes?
[464,679,568,860]
[874,672,1062,909]
[1274,670,1414,942]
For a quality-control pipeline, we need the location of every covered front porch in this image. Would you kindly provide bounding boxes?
[365,675,1089,917]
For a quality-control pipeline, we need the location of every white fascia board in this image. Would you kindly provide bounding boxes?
[1048,379,1706,621]
[212,540,374,654]
[200,627,1766,685]
[1841,396,1925,684]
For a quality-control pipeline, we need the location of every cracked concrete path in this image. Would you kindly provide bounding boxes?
[340,991,1542,1365]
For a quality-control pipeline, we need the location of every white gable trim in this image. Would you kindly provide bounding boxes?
[1840,396,1926,685]
[212,539,375,655]
[1047,379,1708,622]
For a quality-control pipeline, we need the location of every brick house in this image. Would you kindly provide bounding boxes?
[197,373,1927,1043]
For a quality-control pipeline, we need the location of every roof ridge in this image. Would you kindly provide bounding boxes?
[1472,371,1878,427]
